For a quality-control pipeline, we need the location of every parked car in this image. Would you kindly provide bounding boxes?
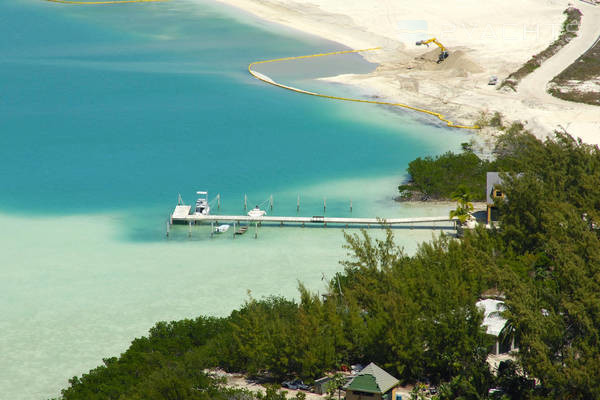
[351,364,365,373]
[282,379,310,391]
[488,388,506,399]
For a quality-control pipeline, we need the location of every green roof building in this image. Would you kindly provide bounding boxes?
[344,363,400,400]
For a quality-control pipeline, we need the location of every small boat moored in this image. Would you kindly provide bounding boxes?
[214,224,230,233]
[195,191,210,216]
[247,205,266,219]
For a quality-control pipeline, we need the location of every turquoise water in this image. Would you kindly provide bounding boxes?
[0,1,470,398]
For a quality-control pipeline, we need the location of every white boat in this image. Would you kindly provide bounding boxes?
[214,224,230,233]
[195,191,210,216]
[247,206,266,218]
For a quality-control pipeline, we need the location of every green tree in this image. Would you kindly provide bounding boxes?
[325,373,346,400]
[399,151,495,201]
[256,385,289,400]
[449,185,475,224]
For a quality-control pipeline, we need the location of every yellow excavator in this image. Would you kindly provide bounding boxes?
[416,38,449,63]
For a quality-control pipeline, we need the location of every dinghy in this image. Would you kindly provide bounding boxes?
[214,224,230,233]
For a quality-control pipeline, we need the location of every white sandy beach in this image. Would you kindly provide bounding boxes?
[216,0,600,143]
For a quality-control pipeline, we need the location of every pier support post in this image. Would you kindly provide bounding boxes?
[166,219,170,237]
[210,222,214,239]
[323,197,326,214]
[217,194,220,210]
[270,195,273,211]
[254,222,258,239]
[302,222,305,228]
[233,221,236,239]
[297,194,300,213]
[350,199,352,213]
[188,221,192,237]
[244,194,247,211]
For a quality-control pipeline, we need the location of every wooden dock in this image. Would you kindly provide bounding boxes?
[166,198,460,238]
[170,209,456,228]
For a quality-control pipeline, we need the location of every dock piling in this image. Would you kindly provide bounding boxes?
[188,221,192,237]
[210,222,214,238]
[297,194,300,213]
[166,219,170,237]
[217,193,220,210]
[244,194,247,211]
[270,195,273,211]
[254,222,258,239]
[323,197,327,214]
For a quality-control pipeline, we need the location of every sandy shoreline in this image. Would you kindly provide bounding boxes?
[214,0,600,143]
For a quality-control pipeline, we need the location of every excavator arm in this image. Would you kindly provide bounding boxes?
[416,37,449,63]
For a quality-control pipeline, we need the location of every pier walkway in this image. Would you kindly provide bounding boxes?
[170,205,456,228]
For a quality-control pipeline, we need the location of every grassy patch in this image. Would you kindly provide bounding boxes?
[548,38,600,105]
[500,7,582,91]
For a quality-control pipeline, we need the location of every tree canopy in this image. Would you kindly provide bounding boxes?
[398,147,495,201]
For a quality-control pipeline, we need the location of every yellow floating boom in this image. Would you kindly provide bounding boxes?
[248,48,479,130]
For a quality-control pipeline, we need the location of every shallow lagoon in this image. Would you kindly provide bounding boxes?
[0,1,468,398]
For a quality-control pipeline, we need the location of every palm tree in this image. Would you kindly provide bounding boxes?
[450,205,472,224]
[450,185,474,224]
[451,185,473,204]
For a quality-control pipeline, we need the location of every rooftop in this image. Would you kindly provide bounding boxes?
[344,362,399,394]
[476,299,507,337]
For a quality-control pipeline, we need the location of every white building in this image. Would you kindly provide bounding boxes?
[476,299,518,355]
